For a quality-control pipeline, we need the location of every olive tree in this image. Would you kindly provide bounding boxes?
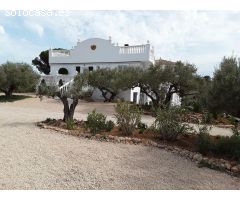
[0,62,39,97]
[87,67,137,102]
[37,73,92,121]
[135,61,198,108]
[208,56,240,116]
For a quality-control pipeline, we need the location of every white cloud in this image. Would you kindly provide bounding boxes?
[24,21,44,37]
[0,31,47,65]
[0,25,5,34]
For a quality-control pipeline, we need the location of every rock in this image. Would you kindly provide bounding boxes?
[220,163,226,169]
[188,152,194,159]
[193,154,203,162]
[95,134,101,139]
[157,144,165,149]
[224,162,231,170]
[108,135,114,140]
[151,141,158,147]
[230,161,237,166]
[231,166,239,173]
[173,147,181,152]
[132,138,141,144]
[84,134,91,139]
[142,140,149,146]
[119,137,125,142]
[184,150,190,157]
[179,150,186,156]
[219,159,228,165]
[166,146,173,151]
[171,149,177,154]
[202,157,209,162]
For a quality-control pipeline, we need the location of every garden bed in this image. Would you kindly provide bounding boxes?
[37,118,240,177]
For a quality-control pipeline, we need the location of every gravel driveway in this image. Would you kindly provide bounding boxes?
[0,95,239,189]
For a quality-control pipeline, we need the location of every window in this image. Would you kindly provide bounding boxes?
[58,68,69,75]
[89,66,93,72]
[76,66,80,73]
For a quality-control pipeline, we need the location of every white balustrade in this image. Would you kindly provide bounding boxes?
[59,79,74,94]
[51,49,70,57]
[119,45,147,54]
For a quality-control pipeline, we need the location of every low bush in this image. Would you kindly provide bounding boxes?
[197,125,240,161]
[137,122,148,134]
[196,125,212,154]
[232,125,240,136]
[214,135,240,161]
[66,118,75,130]
[114,101,142,136]
[86,110,115,134]
[202,111,213,124]
[105,120,115,132]
[86,109,107,134]
[153,107,190,141]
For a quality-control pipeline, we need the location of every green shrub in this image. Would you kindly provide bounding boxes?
[140,104,153,112]
[105,120,115,132]
[202,111,213,124]
[45,118,52,123]
[196,124,240,161]
[137,122,148,134]
[153,107,190,141]
[214,135,240,161]
[86,109,107,134]
[196,125,212,154]
[66,118,75,130]
[232,125,240,136]
[114,101,142,136]
[192,101,202,113]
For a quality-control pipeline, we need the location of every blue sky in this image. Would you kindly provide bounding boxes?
[0,10,240,76]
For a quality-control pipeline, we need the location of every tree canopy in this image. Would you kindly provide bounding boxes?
[208,56,240,116]
[87,67,137,102]
[135,61,198,108]
[0,62,40,96]
[32,48,65,75]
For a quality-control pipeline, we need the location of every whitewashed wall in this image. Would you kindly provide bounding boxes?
[49,38,152,64]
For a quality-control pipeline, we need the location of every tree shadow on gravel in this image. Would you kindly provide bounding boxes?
[0,95,31,103]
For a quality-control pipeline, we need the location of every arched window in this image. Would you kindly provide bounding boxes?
[58,68,69,75]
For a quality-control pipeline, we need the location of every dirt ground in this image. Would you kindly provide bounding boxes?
[0,94,239,189]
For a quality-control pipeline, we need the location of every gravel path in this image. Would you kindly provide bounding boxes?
[0,95,239,189]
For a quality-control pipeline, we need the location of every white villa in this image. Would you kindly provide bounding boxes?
[41,37,180,105]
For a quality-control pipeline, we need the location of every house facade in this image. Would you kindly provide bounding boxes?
[40,37,180,105]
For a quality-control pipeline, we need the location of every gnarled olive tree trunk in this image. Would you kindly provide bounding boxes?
[60,96,79,122]
[99,87,117,102]
[1,85,15,97]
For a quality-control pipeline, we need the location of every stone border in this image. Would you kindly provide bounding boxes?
[36,122,240,176]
